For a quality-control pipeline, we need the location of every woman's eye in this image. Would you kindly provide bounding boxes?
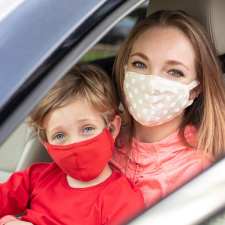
[131,61,146,69]
[82,126,95,135]
[168,69,184,77]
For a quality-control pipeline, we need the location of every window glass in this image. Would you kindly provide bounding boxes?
[81,4,147,62]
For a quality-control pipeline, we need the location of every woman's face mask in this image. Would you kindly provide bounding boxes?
[123,71,199,127]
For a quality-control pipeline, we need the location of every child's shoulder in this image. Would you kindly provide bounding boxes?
[99,171,144,225]
[106,171,138,191]
[27,162,57,173]
[101,171,144,204]
[25,162,61,180]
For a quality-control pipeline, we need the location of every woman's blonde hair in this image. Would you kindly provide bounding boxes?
[114,10,225,159]
[29,64,119,141]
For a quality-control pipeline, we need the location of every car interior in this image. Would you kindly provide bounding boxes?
[1,0,225,223]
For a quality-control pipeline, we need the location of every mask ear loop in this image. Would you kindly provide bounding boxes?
[186,80,200,105]
[188,80,200,90]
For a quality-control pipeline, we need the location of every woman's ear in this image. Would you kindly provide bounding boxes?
[108,115,121,140]
[190,85,201,100]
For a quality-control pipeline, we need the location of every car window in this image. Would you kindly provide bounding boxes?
[81,4,147,62]
[0,0,148,179]
[2,1,225,224]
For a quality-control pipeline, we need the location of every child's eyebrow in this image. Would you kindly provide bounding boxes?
[77,118,98,124]
[48,118,99,134]
[49,126,65,133]
[77,119,90,122]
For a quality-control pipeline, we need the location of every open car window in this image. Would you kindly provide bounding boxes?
[0,0,148,182]
[1,0,225,224]
[81,5,146,63]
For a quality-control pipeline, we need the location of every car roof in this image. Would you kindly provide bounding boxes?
[0,0,25,22]
[0,0,107,129]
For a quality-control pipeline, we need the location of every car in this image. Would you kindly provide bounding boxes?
[1,0,225,224]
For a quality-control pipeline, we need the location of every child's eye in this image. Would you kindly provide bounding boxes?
[52,132,65,143]
[131,61,146,69]
[168,69,184,78]
[81,126,96,135]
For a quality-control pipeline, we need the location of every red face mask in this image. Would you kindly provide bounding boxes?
[44,128,114,181]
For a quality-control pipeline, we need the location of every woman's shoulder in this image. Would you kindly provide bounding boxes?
[184,125,214,164]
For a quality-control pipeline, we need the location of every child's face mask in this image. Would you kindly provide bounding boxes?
[44,128,114,181]
[123,71,199,127]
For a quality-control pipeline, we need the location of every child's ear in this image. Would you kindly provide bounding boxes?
[108,115,121,140]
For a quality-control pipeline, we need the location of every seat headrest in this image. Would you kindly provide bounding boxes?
[147,0,225,55]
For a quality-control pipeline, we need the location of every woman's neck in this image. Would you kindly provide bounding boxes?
[66,164,112,188]
[134,114,183,143]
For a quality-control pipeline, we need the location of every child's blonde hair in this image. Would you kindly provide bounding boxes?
[29,64,119,141]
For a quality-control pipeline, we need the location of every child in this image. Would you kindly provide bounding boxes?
[0,65,144,225]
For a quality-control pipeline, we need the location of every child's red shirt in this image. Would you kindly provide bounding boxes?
[0,163,144,225]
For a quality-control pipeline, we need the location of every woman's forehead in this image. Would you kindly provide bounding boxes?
[131,27,196,64]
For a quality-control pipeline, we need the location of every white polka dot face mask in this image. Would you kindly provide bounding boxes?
[124,71,199,127]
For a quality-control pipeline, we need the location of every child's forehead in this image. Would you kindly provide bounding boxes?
[65,98,100,113]
[43,98,104,128]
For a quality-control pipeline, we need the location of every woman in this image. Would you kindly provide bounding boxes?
[111,10,225,207]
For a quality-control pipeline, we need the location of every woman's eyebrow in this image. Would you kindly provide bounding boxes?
[166,60,190,71]
[130,52,149,61]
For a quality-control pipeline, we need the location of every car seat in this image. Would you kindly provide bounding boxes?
[0,122,51,182]
[147,0,225,59]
